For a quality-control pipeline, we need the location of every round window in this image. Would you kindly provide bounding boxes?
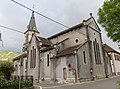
[75,39,79,43]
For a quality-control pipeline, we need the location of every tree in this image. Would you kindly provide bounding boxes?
[98,0,120,43]
[0,72,4,80]
[0,61,15,80]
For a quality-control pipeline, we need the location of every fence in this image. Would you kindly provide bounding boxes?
[11,75,33,84]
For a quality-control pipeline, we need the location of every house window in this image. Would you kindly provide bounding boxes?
[83,51,87,64]
[47,54,49,67]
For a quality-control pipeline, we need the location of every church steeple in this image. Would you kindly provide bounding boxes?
[25,11,39,34]
[24,11,39,45]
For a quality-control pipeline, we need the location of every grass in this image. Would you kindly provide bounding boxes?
[0,50,21,61]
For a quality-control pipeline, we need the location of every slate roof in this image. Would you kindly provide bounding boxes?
[38,36,52,46]
[41,46,53,52]
[25,11,39,33]
[104,44,116,52]
[13,53,27,61]
[104,44,120,54]
[48,23,84,40]
[55,45,80,58]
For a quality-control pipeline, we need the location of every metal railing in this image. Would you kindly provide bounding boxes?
[11,75,33,84]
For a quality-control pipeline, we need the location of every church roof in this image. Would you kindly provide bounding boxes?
[55,45,80,58]
[13,53,27,61]
[48,13,101,40]
[104,44,115,52]
[53,41,88,58]
[37,36,52,46]
[48,23,84,40]
[104,44,120,54]
[25,11,39,33]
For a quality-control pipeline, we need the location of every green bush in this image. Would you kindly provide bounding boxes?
[0,61,15,80]
[0,80,33,89]
[118,81,120,89]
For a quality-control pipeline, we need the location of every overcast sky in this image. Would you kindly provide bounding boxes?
[0,0,119,52]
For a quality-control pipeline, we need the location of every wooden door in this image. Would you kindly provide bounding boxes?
[63,68,67,80]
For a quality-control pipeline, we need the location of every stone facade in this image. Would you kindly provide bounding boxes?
[13,12,113,83]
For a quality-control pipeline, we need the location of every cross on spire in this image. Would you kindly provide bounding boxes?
[25,7,39,34]
[33,4,34,11]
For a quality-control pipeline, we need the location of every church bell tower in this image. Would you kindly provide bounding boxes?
[23,11,39,52]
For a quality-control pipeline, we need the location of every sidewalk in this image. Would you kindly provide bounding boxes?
[33,75,118,89]
[34,81,71,88]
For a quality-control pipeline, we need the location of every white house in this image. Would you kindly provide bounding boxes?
[104,44,120,75]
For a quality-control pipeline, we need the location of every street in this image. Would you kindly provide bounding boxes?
[34,76,120,89]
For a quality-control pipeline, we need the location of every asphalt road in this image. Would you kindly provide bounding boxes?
[34,76,120,89]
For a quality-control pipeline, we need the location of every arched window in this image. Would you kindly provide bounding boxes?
[47,54,49,67]
[83,51,87,64]
[93,39,101,64]
[30,46,36,68]
[30,50,32,68]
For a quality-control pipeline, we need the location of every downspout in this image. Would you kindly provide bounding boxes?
[102,46,109,78]
[108,53,113,75]
[37,49,40,83]
[111,53,117,75]
[74,50,79,83]
[38,42,42,83]
[53,45,57,83]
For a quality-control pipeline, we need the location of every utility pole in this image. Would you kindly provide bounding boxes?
[0,32,3,46]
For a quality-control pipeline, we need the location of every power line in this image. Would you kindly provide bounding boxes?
[0,25,24,34]
[11,0,69,29]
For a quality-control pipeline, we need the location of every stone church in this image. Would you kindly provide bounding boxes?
[13,11,112,83]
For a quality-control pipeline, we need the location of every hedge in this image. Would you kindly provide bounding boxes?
[0,79,33,89]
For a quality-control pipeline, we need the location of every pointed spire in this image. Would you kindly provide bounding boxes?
[26,11,39,33]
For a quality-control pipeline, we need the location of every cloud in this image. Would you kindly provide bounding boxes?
[0,0,119,52]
